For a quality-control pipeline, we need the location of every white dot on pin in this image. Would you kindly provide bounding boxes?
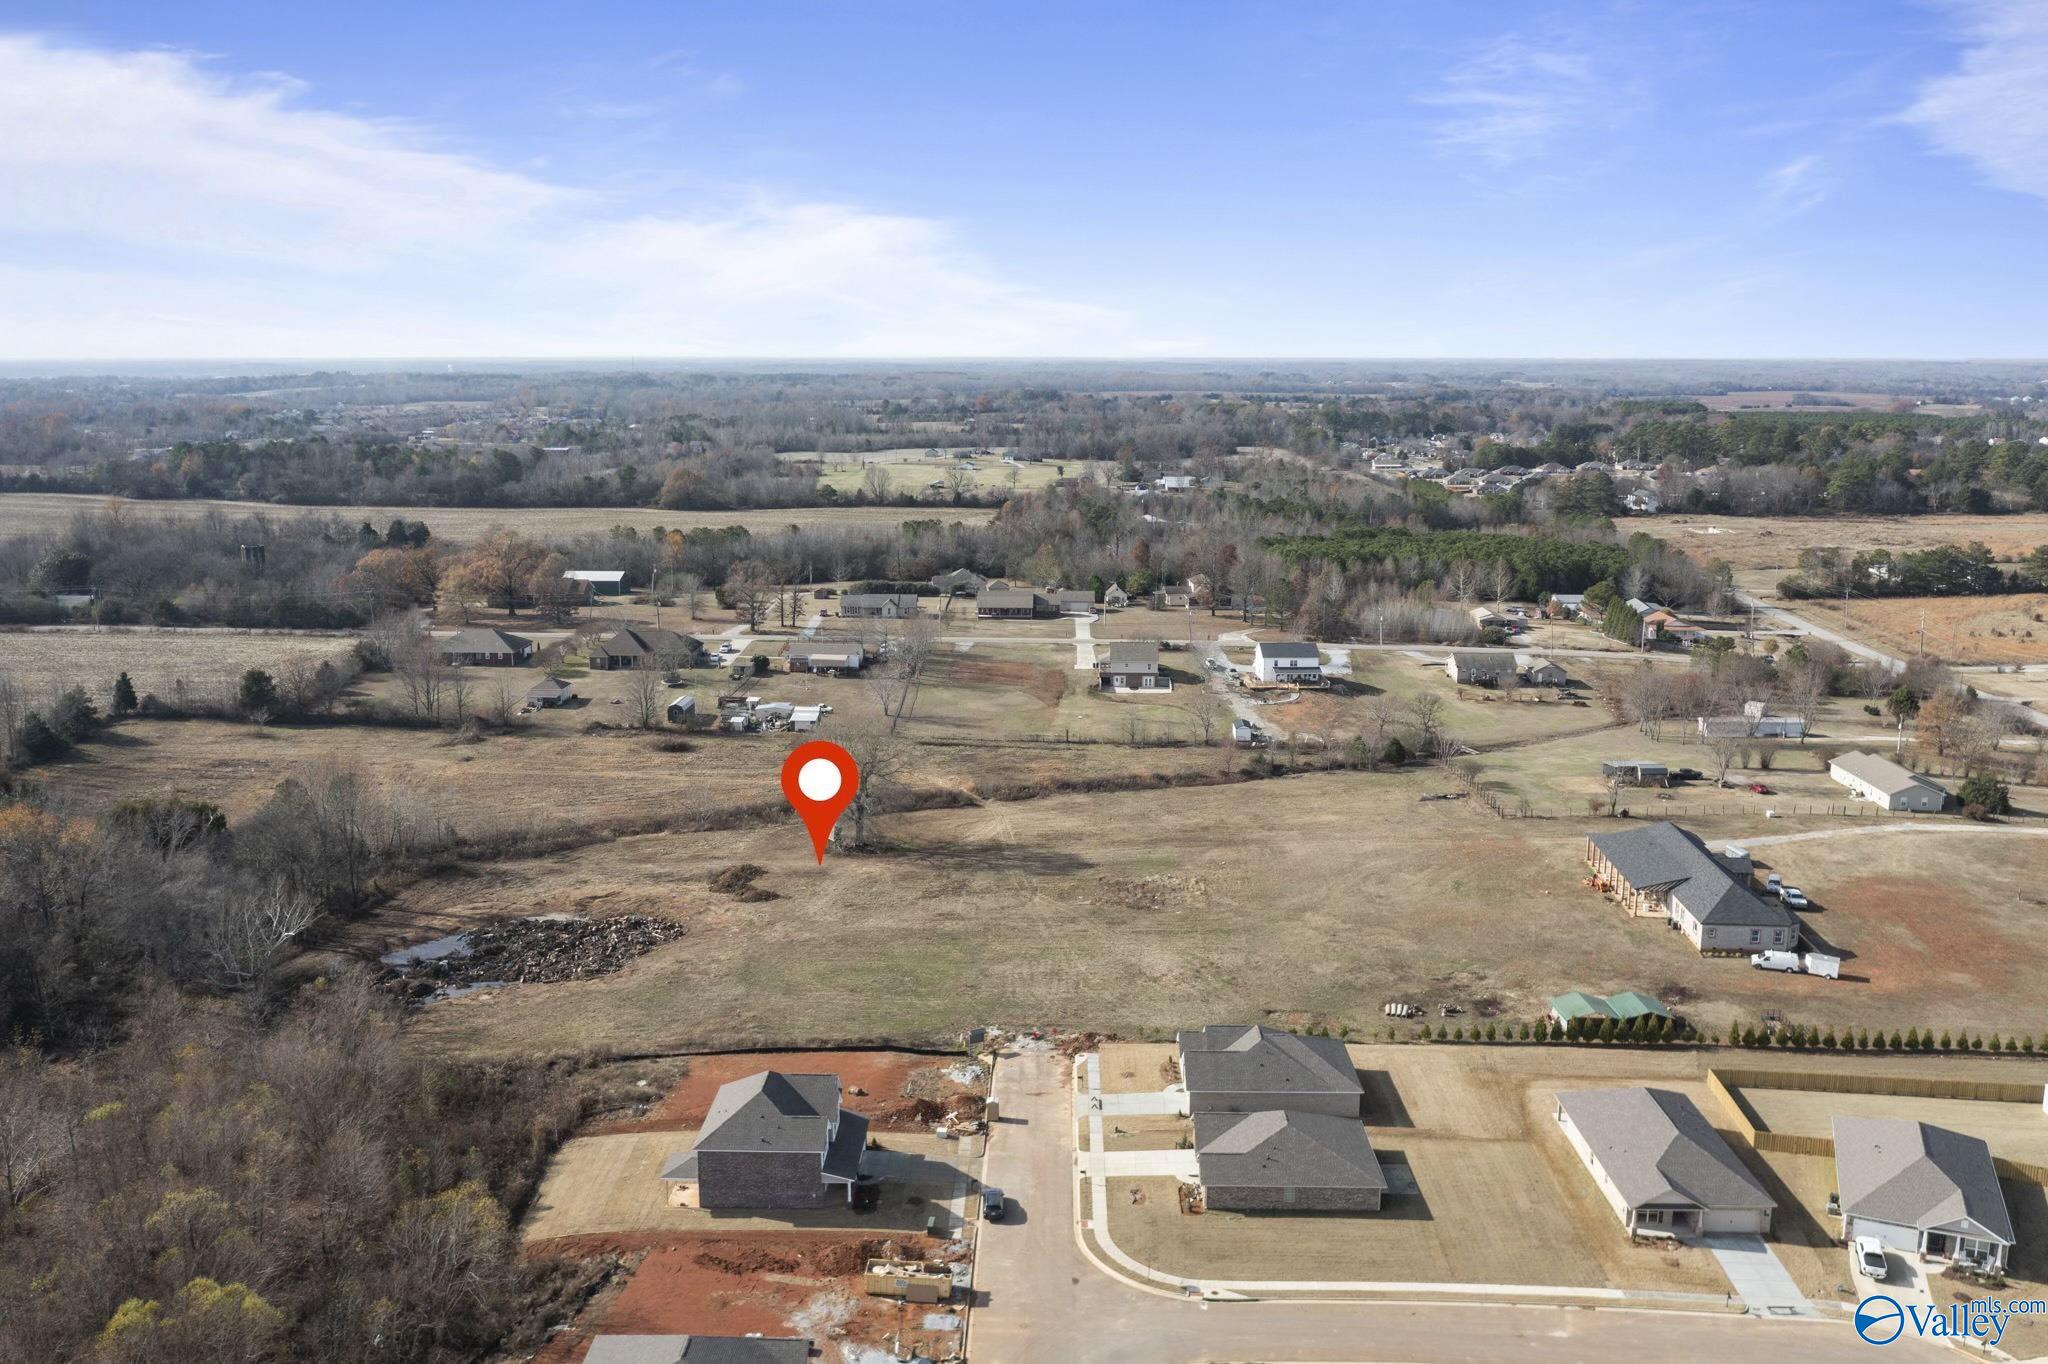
[797,757,842,802]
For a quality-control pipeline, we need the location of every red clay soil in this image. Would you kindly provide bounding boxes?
[528,1232,946,1364]
[591,1050,972,1134]
[1831,875,2026,998]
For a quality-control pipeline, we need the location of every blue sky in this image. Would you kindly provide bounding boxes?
[1,1,2044,358]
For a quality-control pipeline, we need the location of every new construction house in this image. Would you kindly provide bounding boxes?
[660,1071,868,1209]
[1177,1025,1382,1212]
[1586,822,1799,954]
[1834,1118,2014,1273]
[1556,1087,1776,1237]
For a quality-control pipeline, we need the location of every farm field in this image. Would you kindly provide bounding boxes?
[0,629,353,699]
[1645,512,2048,572]
[349,774,2048,1060]
[0,491,998,540]
[780,446,1109,494]
[1792,594,2048,666]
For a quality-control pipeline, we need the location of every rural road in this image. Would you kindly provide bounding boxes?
[969,1051,1932,1364]
[1736,591,2048,732]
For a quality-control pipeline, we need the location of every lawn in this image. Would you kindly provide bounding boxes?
[785,447,1108,495]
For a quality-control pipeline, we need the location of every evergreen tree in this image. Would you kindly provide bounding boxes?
[112,671,138,716]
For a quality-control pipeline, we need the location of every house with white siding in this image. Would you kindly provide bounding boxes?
[1250,642,1323,686]
[1833,1118,2013,1272]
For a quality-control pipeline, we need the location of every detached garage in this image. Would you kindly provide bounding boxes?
[1555,1087,1775,1237]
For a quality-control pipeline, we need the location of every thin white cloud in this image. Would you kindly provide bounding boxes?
[1760,153,1828,213]
[1421,35,1606,164]
[0,33,1128,357]
[1905,0,2048,204]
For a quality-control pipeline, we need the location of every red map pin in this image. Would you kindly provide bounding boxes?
[780,740,861,864]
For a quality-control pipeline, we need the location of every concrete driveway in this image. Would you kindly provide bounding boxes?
[1091,1149,1199,1179]
[1702,1233,1813,1316]
[1096,1089,1186,1117]
[969,1050,1947,1363]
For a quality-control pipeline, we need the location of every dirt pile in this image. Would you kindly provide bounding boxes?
[708,864,780,903]
[381,915,685,997]
[808,1237,896,1276]
[693,1246,802,1276]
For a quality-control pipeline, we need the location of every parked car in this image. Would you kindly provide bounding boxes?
[1764,873,1783,894]
[1781,887,1808,909]
[1855,1236,1889,1280]
[981,1186,1006,1221]
[1747,782,1772,795]
[1750,950,1802,973]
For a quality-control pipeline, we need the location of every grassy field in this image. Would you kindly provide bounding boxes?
[318,771,2048,1058]
[1645,512,2048,572]
[0,492,998,540]
[780,446,1108,495]
[1792,594,2048,665]
[0,630,353,700]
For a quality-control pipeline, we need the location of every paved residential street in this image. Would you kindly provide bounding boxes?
[971,1049,1948,1364]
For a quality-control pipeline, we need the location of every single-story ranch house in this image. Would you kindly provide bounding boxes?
[1829,751,1950,812]
[788,640,866,675]
[976,587,1050,619]
[1556,1087,1776,1236]
[839,592,924,619]
[1587,822,1799,955]
[1192,1108,1388,1213]
[660,1070,868,1210]
[1445,649,1515,686]
[1516,653,1568,686]
[1834,1118,2013,1272]
[589,627,702,671]
[438,627,535,666]
[1177,1025,1362,1118]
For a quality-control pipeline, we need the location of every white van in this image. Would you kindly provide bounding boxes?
[1750,950,1802,973]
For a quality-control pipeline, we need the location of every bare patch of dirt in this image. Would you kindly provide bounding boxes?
[590,1050,984,1135]
[925,654,1066,706]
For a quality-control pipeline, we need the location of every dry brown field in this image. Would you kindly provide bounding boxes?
[0,491,996,540]
[1646,512,2048,572]
[0,629,353,699]
[1692,391,1941,413]
[1793,594,2048,665]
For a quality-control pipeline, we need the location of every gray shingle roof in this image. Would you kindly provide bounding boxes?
[822,1110,869,1182]
[842,593,922,611]
[1176,1026,1362,1099]
[1099,641,1160,668]
[976,588,1044,610]
[690,1071,841,1155]
[440,627,532,655]
[582,1338,813,1364]
[1557,1087,1776,1212]
[1833,1117,2014,1246]
[1193,1109,1387,1191]
[1589,822,1795,929]
[1449,649,1515,675]
[598,627,698,660]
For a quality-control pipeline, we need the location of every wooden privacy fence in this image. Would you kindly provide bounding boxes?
[1707,1067,2048,1181]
